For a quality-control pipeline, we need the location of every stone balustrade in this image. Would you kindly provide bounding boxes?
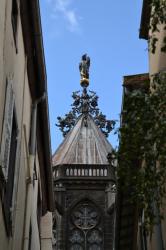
[53,164,114,180]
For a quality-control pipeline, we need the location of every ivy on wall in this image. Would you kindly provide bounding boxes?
[150,0,166,53]
[116,72,166,234]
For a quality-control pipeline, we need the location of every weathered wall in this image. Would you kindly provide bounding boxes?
[0,0,52,250]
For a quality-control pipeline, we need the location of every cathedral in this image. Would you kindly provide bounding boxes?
[52,55,116,250]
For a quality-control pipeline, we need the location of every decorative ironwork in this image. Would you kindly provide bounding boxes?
[56,88,115,137]
[56,55,115,137]
[68,201,103,250]
[56,111,77,137]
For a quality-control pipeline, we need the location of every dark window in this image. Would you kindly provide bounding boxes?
[3,112,18,235]
[36,187,42,249]
[37,185,42,233]
[33,163,37,187]
[140,224,147,250]
[11,0,18,51]
[28,223,32,250]
[139,211,147,250]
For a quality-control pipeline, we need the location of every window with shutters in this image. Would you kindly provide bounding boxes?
[0,79,18,235]
[3,112,18,235]
[28,223,32,250]
[11,0,18,52]
[37,184,42,234]
[1,79,14,180]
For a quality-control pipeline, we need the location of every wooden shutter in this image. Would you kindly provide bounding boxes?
[3,115,17,235]
[11,137,21,225]
[0,78,17,235]
[0,78,14,180]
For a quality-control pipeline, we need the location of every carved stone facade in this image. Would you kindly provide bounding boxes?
[53,172,115,250]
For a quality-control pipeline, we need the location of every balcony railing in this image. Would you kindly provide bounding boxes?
[53,164,114,180]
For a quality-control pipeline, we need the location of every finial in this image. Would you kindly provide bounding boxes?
[56,56,115,137]
[79,54,90,88]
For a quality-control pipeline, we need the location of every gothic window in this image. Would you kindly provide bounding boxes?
[68,201,103,250]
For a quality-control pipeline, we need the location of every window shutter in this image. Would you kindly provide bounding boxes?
[11,137,21,228]
[0,78,14,180]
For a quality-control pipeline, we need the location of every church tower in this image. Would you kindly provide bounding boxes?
[52,55,116,250]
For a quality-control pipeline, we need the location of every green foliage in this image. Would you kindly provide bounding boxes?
[117,72,166,234]
[149,0,166,53]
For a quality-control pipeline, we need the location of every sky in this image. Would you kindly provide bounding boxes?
[40,0,148,154]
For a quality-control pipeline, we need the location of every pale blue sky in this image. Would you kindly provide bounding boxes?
[40,0,148,153]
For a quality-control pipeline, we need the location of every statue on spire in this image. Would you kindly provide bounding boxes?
[56,55,116,137]
[79,54,90,87]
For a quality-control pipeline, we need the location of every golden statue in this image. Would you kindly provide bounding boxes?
[79,54,90,87]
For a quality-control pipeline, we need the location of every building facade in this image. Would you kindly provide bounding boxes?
[115,73,150,250]
[139,1,166,249]
[115,1,166,249]
[0,0,53,250]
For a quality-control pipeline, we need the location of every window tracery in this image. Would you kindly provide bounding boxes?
[68,201,103,250]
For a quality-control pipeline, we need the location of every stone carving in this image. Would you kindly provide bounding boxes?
[72,204,99,230]
[70,244,83,250]
[87,230,102,244]
[69,201,103,249]
[89,245,101,250]
[70,230,84,244]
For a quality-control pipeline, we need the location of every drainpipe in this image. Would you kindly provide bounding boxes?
[23,93,46,250]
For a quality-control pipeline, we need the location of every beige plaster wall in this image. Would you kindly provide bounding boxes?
[0,0,52,250]
[0,0,7,141]
[31,180,41,250]
[40,212,53,250]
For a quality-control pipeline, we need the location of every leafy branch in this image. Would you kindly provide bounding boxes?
[149,0,166,53]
